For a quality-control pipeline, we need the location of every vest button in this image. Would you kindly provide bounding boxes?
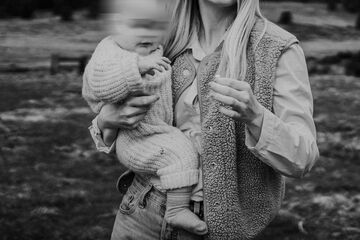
[183,69,190,77]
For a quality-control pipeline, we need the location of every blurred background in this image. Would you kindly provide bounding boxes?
[0,0,359,239]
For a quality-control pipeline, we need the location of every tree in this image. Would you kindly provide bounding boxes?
[279,11,293,25]
[342,0,360,13]
[19,0,36,19]
[356,12,360,30]
[327,0,337,11]
[53,0,73,22]
[86,0,100,19]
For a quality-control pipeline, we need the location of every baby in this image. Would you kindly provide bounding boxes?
[82,0,207,235]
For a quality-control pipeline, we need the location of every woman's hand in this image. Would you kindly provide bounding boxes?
[97,95,159,131]
[209,76,265,140]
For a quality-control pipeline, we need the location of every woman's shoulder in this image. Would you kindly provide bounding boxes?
[252,18,299,46]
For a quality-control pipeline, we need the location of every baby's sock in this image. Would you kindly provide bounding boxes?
[165,187,208,235]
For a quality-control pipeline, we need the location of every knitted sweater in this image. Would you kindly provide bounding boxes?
[82,38,199,189]
[171,19,299,239]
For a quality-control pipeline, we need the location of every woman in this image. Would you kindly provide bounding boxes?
[90,0,319,239]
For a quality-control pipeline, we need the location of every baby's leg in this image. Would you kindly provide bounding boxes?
[165,187,208,235]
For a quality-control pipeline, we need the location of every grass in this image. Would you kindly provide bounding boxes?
[261,2,358,27]
[0,72,126,240]
[2,65,359,240]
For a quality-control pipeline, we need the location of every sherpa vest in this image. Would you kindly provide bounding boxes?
[171,19,299,240]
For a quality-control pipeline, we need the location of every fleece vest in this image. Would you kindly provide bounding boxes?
[171,19,299,240]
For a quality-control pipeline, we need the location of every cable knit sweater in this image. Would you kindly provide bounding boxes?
[82,37,199,189]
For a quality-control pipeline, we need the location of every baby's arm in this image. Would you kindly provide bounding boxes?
[85,37,143,104]
[83,38,170,146]
[85,38,170,105]
[84,37,141,147]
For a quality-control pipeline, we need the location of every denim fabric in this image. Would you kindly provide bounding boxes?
[111,174,204,240]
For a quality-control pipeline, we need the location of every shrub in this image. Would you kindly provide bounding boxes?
[327,0,337,11]
[0,6,8,19]
[37,0,53,10]
[342,0,360,13]
[344,51,360,77]
[19,0,36,19]
[278,11,293,25]
[0,0,95,19]
[356,12,360,30]
[53,0,73,21]
[345,61,360,77]
[60,6,73,22]
[86,0,100,19]
[320,52,352,64]
[0,0,37,18]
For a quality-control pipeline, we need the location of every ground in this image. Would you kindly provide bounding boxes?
[0,2,360,240]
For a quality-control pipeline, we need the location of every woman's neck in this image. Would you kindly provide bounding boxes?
[198,0,236,54]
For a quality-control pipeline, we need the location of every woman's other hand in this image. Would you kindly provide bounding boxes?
[97,95,159,131]
[209,76,264,140]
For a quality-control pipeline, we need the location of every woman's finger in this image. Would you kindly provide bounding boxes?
[162,57,171,64]
[121,114,146,130]
[162,62,171,71]
[127,95,159,107]
[157,60,169,71]
[210,91,246,111]
[214,76,251,92]
[124,113,147,129]
[219,107,242,120]
[209,82,250,103]
[157,59,171,71]
[124,106,150,118]
[151,63,163,72]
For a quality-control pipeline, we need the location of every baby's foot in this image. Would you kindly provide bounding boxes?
[165,208,208,235]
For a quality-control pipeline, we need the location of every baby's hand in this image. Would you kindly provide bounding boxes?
[138,53,171,75]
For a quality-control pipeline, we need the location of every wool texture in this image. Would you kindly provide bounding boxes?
[171,19,299,239]
[82,37,199,190]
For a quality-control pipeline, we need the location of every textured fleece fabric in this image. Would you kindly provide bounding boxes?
[171,19,299,239]
[82,38,199,190]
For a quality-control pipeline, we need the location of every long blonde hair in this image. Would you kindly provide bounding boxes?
[164,0,264,81]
